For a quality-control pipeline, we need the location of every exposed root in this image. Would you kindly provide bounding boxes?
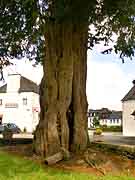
[84,151,106,175]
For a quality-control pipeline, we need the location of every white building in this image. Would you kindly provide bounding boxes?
[122,81,135,136]
[0,73,40,133]
[88,108,122,128]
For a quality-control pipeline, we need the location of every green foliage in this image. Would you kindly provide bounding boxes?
[101,125,122,132]
[94,128,103,135]
[0,0,44,63]
[93,116,100,128]
[0,0,135,64]
[90,0,135,61]
[23,127,27,133]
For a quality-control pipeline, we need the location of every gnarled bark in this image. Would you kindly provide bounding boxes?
[34,22,89,158]
[71,24,88,151]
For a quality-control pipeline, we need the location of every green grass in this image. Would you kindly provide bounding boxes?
[0,151,134,180]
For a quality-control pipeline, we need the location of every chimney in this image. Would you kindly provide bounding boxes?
[7,74,21,93]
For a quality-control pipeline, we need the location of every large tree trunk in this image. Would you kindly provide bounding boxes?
[34,22,89,157]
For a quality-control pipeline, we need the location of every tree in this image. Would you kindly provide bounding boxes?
[1,0,135,158]
[93,116,100,128]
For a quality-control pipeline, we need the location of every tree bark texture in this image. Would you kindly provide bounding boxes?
[35,22,89,157]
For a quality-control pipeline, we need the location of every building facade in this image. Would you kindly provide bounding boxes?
[88,108,122,128]
[122,81,135,136]
[0,74,40,133]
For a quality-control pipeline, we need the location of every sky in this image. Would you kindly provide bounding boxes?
[1,46,135,111]
[2,59,43,85]
[87,46,135,111]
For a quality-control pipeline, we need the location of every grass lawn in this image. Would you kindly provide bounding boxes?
[0,151,134,180]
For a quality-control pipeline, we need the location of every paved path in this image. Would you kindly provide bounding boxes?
[88,130,135,147]
[0,133,33,139]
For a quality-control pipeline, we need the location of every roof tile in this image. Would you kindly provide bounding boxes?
[122,85,135,101]
[0,76,39,94]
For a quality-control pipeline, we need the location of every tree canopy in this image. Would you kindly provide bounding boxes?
[1,0,135,64]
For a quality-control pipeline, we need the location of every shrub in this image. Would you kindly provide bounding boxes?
[93,116,100,128]
[2,126,13,143]
[101,125,122,132]
[94,128,102,135]
[102,124,107,129]
[23,127,27,133]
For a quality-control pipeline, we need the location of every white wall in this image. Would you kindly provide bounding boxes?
[0,92,40,133]
[123,100,135,136]
[31,93,40,131]
[7,74,21,92]
[0,73,40,133]
[88,117,93,128]
[88,116,121,128]
[17,92,34,132]
[100,119,121,126]
[0,93,6,119]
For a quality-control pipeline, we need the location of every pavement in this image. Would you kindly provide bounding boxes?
[88,130,135,147]
[0,131,135,148]
[0,133,33,139]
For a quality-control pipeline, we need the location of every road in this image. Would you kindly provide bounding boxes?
[88,130,135,147]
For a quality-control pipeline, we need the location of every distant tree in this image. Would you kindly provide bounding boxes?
[93,116,100,128]
[1,0,135,158]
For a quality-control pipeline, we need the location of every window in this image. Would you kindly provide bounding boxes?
[0,99,2,105]
[23,98,27,105]
[117,119,119,124]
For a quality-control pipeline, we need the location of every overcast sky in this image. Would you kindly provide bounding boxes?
[2,46,135,111]
[87,46,135,111]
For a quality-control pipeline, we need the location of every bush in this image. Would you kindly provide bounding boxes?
[23,127,27,133]
[93,116,100,128]
[94,128,102,135]
[2,126,13,142]
[101,125,122,132]
[101,124,107,129]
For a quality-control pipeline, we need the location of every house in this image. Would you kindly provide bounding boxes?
[0,73,40,133]
[122,80,135,136]
[88,108,122,128]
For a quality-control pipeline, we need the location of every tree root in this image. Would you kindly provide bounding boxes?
[84,152,106,175]
[44,148,70,165]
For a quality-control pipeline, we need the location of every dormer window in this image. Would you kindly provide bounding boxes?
[0,99,2,106]
[23,98,27,105]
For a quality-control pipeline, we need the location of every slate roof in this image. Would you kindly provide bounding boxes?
[0,84,7,93]
[122,85,135,102]
[131,110,135,116]
[19,76,39,94]
[0,76,39,94]
[88,109,122,120]
[108,111,122,120]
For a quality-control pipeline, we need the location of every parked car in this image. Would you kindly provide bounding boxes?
[0,123,21,134]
